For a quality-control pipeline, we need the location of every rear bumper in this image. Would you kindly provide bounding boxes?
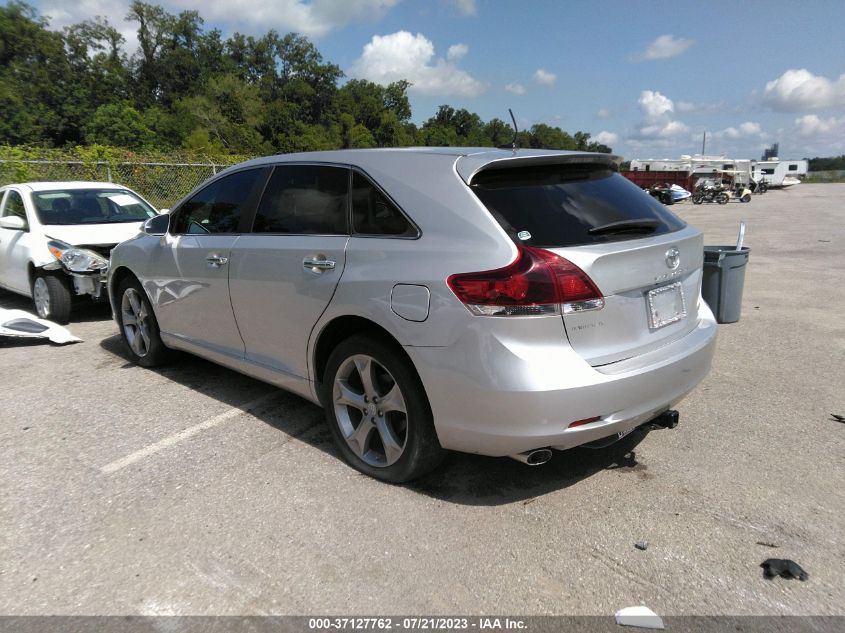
[407,303,718,457]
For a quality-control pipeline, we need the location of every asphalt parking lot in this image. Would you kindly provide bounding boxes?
[1,184,843,617]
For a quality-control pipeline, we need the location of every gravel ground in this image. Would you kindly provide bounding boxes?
[1,184,843,616]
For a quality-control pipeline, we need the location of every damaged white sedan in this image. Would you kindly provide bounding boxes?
[0,182,160,323]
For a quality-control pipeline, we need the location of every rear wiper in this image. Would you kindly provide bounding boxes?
[588,219,660,236]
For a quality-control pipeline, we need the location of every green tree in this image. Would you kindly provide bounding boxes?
[84,103,156,149]
[528,124,575,150]
[177,74,269,153]
[484,118,514,147]
[125,1,175,107]
[0,2,73,144]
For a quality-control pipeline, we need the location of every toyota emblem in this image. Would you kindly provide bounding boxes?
[665,247,680,269]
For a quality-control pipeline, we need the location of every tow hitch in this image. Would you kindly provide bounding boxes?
[579,409,680,449]
[645,409,679,430]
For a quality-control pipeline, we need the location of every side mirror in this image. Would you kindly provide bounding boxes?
[143,213,170,235]
[0,215,27,231]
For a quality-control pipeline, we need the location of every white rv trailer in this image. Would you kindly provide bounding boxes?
[751,158,808,187]
[629,155,807,187]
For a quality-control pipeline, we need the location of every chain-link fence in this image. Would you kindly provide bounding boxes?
[0,159,245,209]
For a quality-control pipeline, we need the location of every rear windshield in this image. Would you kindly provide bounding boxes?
[471,165,685,247]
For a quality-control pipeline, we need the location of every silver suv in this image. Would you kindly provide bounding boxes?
[109,148,717,482]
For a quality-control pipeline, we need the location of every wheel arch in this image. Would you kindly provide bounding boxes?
[108,266,142,313]
[312,315,416,388]
[27,262,36,291]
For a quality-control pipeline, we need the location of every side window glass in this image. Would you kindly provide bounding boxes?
[351,172,415,237]
[253,165,348,235]
[172,169,262,235]
[1,190,28,223]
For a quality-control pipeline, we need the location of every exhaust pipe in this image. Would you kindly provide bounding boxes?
[509,448,553,466]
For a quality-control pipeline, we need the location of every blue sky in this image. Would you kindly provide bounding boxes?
[31,0,845,159]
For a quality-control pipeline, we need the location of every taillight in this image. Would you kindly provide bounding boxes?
[447,245,604,317]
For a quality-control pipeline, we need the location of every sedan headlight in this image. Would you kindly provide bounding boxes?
[47,240,109,273]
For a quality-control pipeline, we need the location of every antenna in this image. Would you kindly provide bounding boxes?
[508,109,519,150]
[497,109,520,150]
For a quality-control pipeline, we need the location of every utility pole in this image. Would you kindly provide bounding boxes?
[701,131,706,156]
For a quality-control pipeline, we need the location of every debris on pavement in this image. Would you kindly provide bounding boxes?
[761,558,809,581]
[615,606,664,629]
[0,309,81,345]
[830,413,844,423]
[634,540,649,551]
[756,541,779,548]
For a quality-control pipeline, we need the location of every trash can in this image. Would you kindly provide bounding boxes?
[702,246,750,324]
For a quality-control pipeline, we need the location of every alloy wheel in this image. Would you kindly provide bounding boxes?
[121,288,151,357]
[333,354,409,467]
[33,277,50,318]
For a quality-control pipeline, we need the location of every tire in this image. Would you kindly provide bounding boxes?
[322,334,445,483]
[692,194,703,205]
[717,193,729,205]
[741,194,751,203]
[116,276,172,367]
[31,273,72,324]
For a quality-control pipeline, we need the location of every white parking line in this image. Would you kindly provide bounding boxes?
[100,392,279,474]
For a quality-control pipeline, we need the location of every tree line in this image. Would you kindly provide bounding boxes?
[807,156,845,171]
[0,1,613,157]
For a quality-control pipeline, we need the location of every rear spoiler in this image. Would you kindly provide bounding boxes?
[456,151,622,185]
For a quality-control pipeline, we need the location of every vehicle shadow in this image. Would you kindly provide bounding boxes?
[99,333,654,507]
[408,431,650,506]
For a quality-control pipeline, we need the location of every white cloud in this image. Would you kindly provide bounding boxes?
[771,115,845,156]
[636,120,690,139]
[595,131,618,146]
[793,114,844,137]
[714,121,764,140]
[675,100,727,114]
[739,121,762,135]
[40,0,401,43]
[349,31,485,97]
[452,0,477,16]
[634,34,694,61]
[504,82,526,96]
[596,108,611,119]
[40,0,139,53]
[447,43,468,61]
[763,69,845,112]
[639,90,674,120]
[533,69,556,86]
[179,0,400,38]
[630,90,689,141]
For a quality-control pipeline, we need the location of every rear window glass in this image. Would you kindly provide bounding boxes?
[471,165,685,247]
[351,171,416,237]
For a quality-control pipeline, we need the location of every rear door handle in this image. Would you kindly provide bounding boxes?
[206,255,229,267]
[303,258,336,271]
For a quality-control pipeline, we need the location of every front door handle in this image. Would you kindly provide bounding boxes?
[303,257,336,272]
[206,254,229,267]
